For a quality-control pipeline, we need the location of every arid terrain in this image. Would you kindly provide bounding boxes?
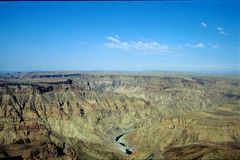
[0,71,239,160]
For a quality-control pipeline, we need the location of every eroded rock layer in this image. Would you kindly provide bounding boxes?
[0,72,239,159]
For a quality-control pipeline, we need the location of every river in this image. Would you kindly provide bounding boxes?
[115,133,133,155]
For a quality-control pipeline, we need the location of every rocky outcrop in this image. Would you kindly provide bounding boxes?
[0,72,239,159]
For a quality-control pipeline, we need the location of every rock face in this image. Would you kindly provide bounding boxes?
[0,71,239,159]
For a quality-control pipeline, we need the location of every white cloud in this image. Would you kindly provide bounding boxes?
[134,41,170,51]
[196,43,205,48]
[184,43,205,48]
[106,36,120,43]
[217,27,229,35]
[201,22,207,28]
[208,43,220,49]
[104,36,171,53]
[104,36,220,53]
[219,31,227,35]
[217,27,223,31]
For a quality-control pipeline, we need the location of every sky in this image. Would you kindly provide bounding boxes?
[0,1,239,73]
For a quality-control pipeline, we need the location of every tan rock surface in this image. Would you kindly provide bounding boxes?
[0,72,239,159]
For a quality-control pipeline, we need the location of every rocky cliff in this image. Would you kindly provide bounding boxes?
[0,72,239,159]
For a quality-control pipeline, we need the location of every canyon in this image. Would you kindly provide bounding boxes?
[0,71,239,159]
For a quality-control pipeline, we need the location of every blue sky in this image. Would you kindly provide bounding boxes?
[0,1,239,73]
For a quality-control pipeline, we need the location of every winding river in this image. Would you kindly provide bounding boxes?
[115,133,133,155]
